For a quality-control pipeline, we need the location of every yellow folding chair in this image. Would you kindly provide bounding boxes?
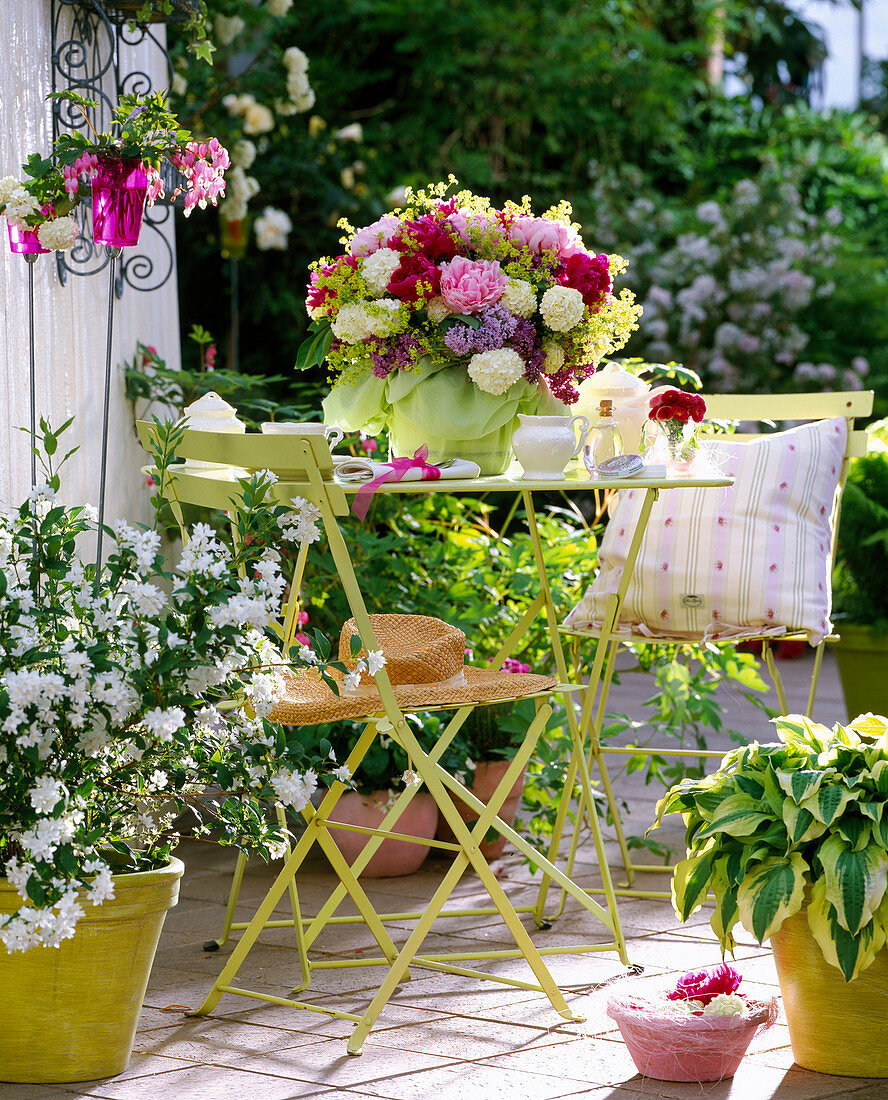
[137,422,637,1053]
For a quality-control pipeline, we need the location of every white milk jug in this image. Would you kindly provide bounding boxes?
[511,414,589,480]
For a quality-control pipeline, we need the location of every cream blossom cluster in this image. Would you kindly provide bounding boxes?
[664,993,745,1016]
[467,348,526,395]
[540,285,585,332]
[214,13,245,46]
[501,277,537,318]
[0,177,40,227]
[362,247,402,295]
[282,46,315,114]
[341,649,387,694]
[219,165,260,222]
[280,497,322,544]
[224,92,275,136]
[267,0,294,15]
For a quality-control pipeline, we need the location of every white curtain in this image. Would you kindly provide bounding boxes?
[0,0,182,525]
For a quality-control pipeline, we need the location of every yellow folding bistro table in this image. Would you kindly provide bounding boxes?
[138,423,731,1054]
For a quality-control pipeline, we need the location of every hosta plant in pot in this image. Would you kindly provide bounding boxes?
[298,177,642,475]
[0,421,344,1083]
[652,712,888,1077]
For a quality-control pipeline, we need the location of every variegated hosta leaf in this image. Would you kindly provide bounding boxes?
[774,714,832,750]
[817,834,888,935]
[697,793,769,840]
[737,854,807,943]
[860,801,888,849]
[709,860,740,953]
[776,768,825,805]
[799,782,856,826]
[847,713,888,746]
[782,800,827,846]
[836,814,872,852]
[868,759,888,797]
[671,853,713,922]
[831,721,863,748]
[807,877,886,981]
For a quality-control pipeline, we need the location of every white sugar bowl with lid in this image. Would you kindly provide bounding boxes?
[511,413,590,480]
[180,391,245,469]
[576,363,651,453]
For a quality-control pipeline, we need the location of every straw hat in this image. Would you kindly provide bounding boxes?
[270,614,556,725]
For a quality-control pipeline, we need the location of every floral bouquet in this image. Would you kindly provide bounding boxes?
[0,157,80,253]
[606,964,777,1082]
[299,179,641,472]
[647,387,707,465]
[0,421,344,952]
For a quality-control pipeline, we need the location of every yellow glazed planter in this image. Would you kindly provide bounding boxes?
[770,909,888,1077]
[0,857,184,1083]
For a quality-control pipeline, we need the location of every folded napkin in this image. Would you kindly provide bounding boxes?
[335,446,482,520]
[334,456,481,484]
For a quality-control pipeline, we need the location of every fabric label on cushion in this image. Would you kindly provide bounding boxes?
[564,417,848,645]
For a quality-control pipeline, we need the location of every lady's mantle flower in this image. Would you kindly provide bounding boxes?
[540,285,585,332]
[467,348,525,396]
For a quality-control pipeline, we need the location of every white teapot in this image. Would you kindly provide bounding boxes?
[511,414,589,480]
[576,363,651,454]
[180,392,245,469]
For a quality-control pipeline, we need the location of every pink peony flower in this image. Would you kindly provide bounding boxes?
[508,216,582,260]
[558,251,613,309]
[387,253,441,304]
[667,964,742,1005]
[439,255,506,314]
[348,215,400,257]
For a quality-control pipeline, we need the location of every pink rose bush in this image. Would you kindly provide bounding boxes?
[301,180,641,405]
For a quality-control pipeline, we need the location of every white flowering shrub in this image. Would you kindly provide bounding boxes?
[587,159,872,393]
[0,421,347,952]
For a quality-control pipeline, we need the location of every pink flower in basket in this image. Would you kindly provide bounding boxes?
[607,965,777,1083]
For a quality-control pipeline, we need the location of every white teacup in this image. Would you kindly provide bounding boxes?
[260,421,344,449]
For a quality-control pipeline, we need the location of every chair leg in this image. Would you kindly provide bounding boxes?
[762,640,790,714]
[805,641,825,716]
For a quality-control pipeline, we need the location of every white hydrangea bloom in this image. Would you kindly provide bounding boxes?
[467,348,526,396]
[2,186,40,227]
[501,278,536,318]
[0,175,22,204]
[362,248,401,295]
[426,296,450,323]
[540,285,585,332]
[36,216,79,252]
[332,302,373,344]
[365,299,402,338]
[542,341,565,374]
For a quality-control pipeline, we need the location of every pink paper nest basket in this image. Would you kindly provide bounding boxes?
[606,995,778,1082]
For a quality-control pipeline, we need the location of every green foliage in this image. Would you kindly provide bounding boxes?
[654,713,888,981]
[833,434,888,631]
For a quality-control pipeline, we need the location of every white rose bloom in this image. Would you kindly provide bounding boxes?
[501,278,536,318]
[231,139,257,169]
[335,123,363,142]
[283,46,309,73]
[467,348,526,396]
[36,216,79,252]
[243,102,275,135]
[267,0,293,14]
[332,302,373,344]
[362,247,401,295]
[540,285,585,332]
[214,14,245,46]
[254,205,292,250]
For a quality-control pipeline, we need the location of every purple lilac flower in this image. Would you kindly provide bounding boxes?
[443,303,521,355]
[371,332,424,378]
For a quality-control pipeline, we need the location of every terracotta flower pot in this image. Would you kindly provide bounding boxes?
[436,760,526,859]
[0,857,183,1083]
[327,790,438,877]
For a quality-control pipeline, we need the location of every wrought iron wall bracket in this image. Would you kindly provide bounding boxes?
[50,0,177,297]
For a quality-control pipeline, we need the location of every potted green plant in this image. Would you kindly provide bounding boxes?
[830,420,888,719]
[652,712,888,1077]
[0,421,342,1083]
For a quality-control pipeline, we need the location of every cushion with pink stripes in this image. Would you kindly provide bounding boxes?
[564,417,847,645]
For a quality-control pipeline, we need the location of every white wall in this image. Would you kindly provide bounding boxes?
[0,1,181,525]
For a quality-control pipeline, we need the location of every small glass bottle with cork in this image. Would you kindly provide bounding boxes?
[583,398,623,476]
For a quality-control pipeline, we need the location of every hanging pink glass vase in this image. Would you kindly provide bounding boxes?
[7,223,50,255]
[91,155,149,247]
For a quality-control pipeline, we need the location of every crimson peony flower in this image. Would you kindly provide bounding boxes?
[558,251,613,309]
[666,963,742,1004]
[387,253,441,304]
[392,214,458,262]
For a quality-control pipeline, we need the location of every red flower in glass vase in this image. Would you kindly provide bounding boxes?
[648,389,707,466]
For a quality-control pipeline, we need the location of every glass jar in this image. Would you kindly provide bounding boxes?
[583,399,624,476]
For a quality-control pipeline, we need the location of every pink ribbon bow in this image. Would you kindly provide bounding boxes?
[351,445,441,520]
